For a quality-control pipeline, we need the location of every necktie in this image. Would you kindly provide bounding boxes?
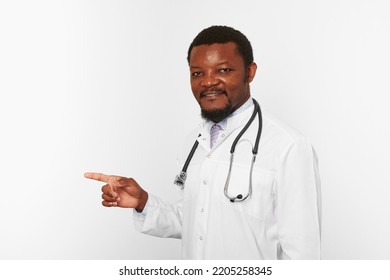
[210,124,221,149]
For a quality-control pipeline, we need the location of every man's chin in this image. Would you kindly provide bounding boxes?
[201,103,233,123]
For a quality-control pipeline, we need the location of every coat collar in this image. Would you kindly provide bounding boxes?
[196,98,255,152]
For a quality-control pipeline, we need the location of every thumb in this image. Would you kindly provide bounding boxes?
[107,176,124,187]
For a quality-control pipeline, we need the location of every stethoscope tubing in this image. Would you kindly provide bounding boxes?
[224,99,262,202]
[174,98,263,202]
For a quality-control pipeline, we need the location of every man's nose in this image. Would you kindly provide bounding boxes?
[200,72,220,87]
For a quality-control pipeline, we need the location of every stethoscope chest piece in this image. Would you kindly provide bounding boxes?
[174,171,187,190]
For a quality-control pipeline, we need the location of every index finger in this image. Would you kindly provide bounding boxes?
[84,172,110,183]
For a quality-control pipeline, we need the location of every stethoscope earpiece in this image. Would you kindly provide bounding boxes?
[230,194,243,203]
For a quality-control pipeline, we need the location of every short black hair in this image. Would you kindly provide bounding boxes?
[187,25,254,68]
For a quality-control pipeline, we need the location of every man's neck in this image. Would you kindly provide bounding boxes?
[212,97,253,130]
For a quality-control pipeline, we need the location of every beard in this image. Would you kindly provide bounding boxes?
[201,101,234,123]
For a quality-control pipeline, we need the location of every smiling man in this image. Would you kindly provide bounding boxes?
[85,26,321,260]
[189,41,256,123]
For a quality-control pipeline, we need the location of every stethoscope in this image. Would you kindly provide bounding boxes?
[174,98,262,203]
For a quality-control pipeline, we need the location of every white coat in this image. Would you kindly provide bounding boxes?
[133,99,321,259]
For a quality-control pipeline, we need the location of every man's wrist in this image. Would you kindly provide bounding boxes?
[135,191,148,213]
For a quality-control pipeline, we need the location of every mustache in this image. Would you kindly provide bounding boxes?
[200,87,226,98]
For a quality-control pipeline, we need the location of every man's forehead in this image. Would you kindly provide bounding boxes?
[189,42,240,62]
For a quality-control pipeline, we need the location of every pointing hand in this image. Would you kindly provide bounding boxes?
[84,172,148,211]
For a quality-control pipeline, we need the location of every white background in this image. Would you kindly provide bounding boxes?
[0,0,389,260]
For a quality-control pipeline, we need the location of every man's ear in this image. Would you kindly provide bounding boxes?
[247,62,257,83]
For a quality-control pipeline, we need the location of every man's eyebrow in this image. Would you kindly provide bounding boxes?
[190,61,231,69]
[216,61,230,66]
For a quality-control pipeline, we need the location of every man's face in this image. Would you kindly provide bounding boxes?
[189,42,257,122]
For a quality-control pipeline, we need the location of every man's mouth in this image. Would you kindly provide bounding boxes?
[200,90,226,99]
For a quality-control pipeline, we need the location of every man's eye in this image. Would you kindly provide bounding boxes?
[192,71,202,77]
[220,68,232,73]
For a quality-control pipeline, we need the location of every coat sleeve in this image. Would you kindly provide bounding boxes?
[133,194,183,239]
[275,137,322,259]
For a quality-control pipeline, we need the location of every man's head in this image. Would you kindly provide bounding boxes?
[188,26,257,123]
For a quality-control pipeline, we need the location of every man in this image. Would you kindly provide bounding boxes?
[85,26,321,259]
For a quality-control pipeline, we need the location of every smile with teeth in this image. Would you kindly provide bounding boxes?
[201,91,226,98]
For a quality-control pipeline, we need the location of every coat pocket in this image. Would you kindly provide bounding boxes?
[214,160,276,220]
